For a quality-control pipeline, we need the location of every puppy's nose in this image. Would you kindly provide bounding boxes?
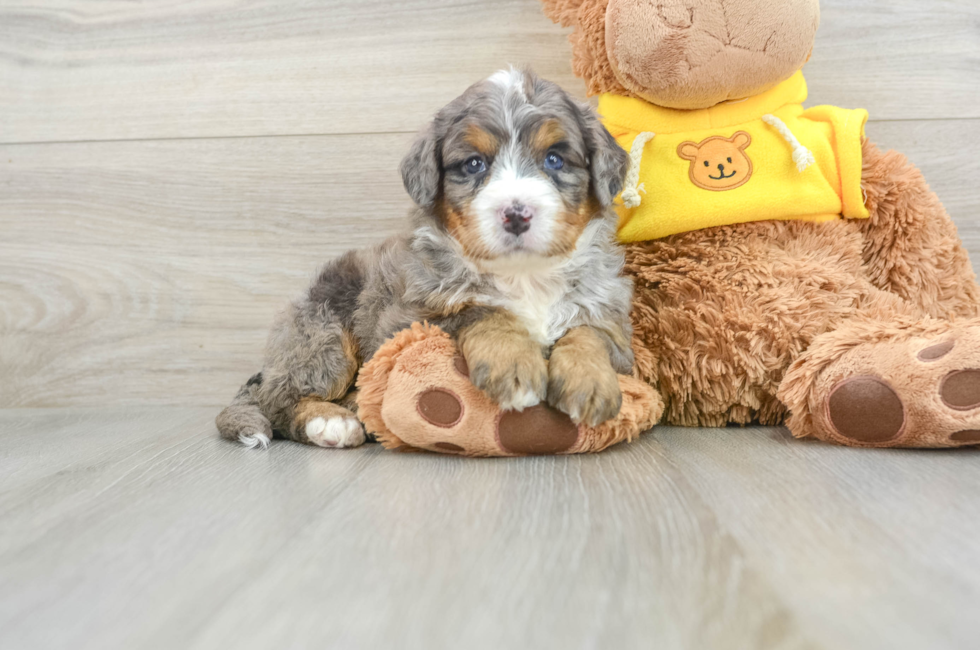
[501,204,534,236]
[717,163,726,172]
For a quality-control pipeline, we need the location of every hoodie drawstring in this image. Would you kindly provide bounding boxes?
[621,131,656,208]
[762,114,815,172]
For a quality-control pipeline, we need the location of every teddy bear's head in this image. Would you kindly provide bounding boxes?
[542,0,820,110]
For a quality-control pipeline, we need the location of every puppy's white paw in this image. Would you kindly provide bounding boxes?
[305,416,366,449]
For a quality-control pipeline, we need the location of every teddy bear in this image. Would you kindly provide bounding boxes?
[531,0,980,448]
[358,0,980,454]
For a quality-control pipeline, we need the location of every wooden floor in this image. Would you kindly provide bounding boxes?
[1,407,978,650]
[3,1,980,648]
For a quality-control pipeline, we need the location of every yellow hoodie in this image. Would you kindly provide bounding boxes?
[599,72,869,243]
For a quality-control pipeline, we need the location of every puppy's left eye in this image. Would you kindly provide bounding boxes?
[544,153,564,171]
[463,156,487,175]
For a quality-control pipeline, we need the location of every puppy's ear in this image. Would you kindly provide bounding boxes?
[400,124,441,208]
[575,101,629,207]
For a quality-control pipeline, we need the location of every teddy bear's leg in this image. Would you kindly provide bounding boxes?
[625,220,878,429]
[356,323,660,456]
[858,139,980,319]
[778,310,980,448]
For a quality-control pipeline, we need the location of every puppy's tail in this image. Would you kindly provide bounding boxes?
[216,372,273,449]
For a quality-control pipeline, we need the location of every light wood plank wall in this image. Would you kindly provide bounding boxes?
[2,0,979,408]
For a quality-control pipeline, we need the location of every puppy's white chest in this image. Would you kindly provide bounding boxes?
[493,272,569,347]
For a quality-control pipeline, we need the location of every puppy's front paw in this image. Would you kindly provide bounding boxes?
[547,342,622,427]
[466,336,548,411]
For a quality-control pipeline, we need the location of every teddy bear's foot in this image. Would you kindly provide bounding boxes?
[780,318,980,447]
[356,323,663,456]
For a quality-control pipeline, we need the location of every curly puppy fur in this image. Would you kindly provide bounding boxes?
[217,69,634,448]
[548,325,624,425]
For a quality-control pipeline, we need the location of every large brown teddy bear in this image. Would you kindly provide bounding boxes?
[358,0,980,453]
[538,0,980,447]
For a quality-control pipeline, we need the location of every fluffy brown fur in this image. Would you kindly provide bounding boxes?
[857,140,980,318]
[624,137,980,446]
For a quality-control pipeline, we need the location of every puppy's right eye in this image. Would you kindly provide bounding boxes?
[464,156,487,175]
[704,161,710,167]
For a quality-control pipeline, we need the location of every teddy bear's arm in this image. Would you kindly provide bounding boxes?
[858,139,980,320]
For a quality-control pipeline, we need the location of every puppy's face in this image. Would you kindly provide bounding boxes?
[401,70,628,261]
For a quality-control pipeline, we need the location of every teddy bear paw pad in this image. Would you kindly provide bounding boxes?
[497,405,580,455]
[433,442,466,453]
[940,370,980,410]
[812,324,980,446]
[417,388,464,427]
[918,340,955,361]
[827,376,906,444]
[950,430,980,443]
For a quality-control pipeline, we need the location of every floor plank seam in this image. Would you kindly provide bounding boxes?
[0,131,418,148]
[4,118,979,148]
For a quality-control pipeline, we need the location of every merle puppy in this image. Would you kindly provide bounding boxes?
[217,69,633,449]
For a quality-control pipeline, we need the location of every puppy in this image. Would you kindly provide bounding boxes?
[217,69,633,449]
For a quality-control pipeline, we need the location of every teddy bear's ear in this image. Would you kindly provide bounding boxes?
[540,0,587,27]
[732,132,752,150]
[678,143,700,161]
